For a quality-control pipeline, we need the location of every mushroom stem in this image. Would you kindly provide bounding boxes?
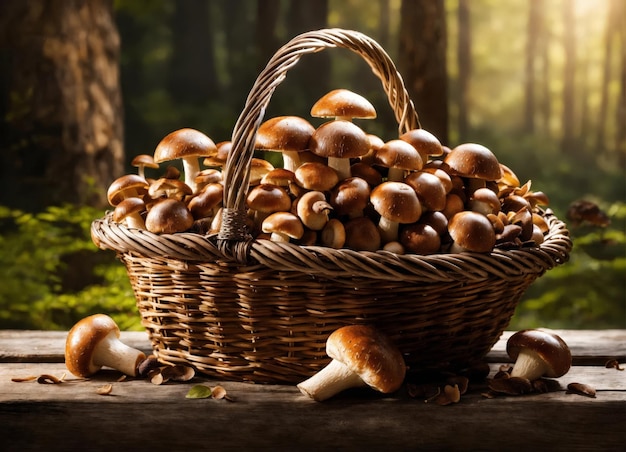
[93,331,146,377]
[378,215,400,244]
[510,349,549,381]
[282,151,302,173]
[297,359,367,401]
[327,157,351,181]
[386,167,405,182]
[182,157,201,193]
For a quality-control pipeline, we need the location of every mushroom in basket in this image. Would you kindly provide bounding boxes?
[297,325,406,401]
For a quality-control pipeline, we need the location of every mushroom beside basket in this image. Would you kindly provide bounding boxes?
[91,28,572,384]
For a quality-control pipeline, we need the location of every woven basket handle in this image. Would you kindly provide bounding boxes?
[219,28,420,242]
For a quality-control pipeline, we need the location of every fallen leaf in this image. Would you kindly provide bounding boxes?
[96,384,113,395]
[186,384,213,399]
[11,375,37,382]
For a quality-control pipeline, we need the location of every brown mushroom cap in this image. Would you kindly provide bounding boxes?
[400,223,441,255]
[145,198,194,234]
[113,197,146,229]
[326,325,406,394]
[256,116,315,151]
[374,139,423,181]
[330,177,371,218]
[310,89,377,120]
[153,128,217,192]
[131,154,159,178]
[65,314,146,377]
[294,162,339,192]
[448,211,496,253]
[309,120,370,180]
[404,171,447,212]
[262,211,304,242]
[153,128,217,163]
[399,128,444,160]
[506,329,572,379]
[107,174,149,207]
[255,116,316,172]
[444,143,502,181]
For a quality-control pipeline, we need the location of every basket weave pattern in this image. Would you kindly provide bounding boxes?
[92,29,572,384]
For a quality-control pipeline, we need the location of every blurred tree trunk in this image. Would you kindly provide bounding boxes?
[560,0,576,154]
[378,0,391,50]
[539,19,551,138]
[168,0,217,107]
[617,13,626,163]
[0,0,123,210]
[398,0,448,144]
[256,0,281,71]
[596,0,621,152]
[523,0,541,134]
[457,0,471,142]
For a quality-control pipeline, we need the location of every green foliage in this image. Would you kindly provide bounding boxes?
[510,201,626,330]
[0,205,141,330]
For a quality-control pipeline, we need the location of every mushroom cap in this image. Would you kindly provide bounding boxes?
[153,128,217,163]
[187,183,223,219]
[107,174,149,206]
[326,325,406,394]
[65,314,121,377]
[404,171,447,212]
[262,211,305,240]
[145,198,194,234]
[309,120,371,160]
[113,197,146,223]
[399,128,444,159]
[131,154,159,170]
[400,223,441,255]
[468,187,501,215]
[255,116,315,151]
[330,177,371,217]
[448,211,496,253]
[370,181,422,224]
[506,329,572,378]
[246,184,292,213]
[374,139,423,171]
[310,89,377,120]
[294,162,339,192]
[343,216,381,251]
[444,143,502,180]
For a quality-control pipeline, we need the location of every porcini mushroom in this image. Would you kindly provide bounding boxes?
[153,128,217,193]
[255,116,315,172]
[310,88,377,122]
[448,211,496,253]
[65,314,146,377]
[374,139,423,182]
[370,181,422,244]
[309,120,370,181]
[506,329,572,382]
[297,325,406,401]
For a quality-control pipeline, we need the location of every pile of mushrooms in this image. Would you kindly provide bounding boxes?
[107,88,552,254]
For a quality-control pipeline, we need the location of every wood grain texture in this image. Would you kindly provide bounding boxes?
[1,330,625,450]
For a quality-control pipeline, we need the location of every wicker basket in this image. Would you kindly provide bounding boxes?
[91,29,572,384]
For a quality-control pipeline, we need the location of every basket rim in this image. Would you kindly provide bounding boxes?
[91,208,571,282]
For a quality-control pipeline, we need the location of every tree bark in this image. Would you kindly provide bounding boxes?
[457,0,471,142]
[398,0,448,144]
[0,0,123,210]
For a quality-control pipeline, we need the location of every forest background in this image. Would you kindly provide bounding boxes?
[0,0,624,331]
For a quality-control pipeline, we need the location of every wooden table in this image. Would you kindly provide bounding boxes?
[1,329,625,451]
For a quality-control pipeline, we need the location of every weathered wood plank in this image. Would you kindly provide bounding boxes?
[1,362,625,451]
[2,329,625,365]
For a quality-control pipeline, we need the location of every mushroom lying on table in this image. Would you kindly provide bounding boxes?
[297,325,406,401]
[506,328,572,382]
[65,314,146,378]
